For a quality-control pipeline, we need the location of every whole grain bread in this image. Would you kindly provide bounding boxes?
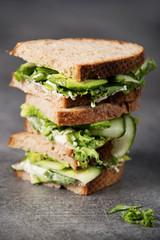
[10,38,144,81]
[10,72,142,108]
[13,161,125,195]
[25,93,140,125]
[8,132,77,170]
[8,132,113,171]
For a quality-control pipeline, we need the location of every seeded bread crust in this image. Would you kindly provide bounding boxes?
[10,73,142,108]
[8,132,113,171]
[10,38,144,81]
[13,161,125,195]
[25,93,140,126]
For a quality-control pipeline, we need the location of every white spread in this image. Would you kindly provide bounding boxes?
[53,129,74,148]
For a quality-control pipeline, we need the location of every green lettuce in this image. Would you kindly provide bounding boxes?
[67,129,108,167]
[114,58,156,93]
[21,104,110,168]
[108,204,155,227]
[15,59,156,106]
[23,151,69,168]
[122,207,155,227]
[108,205,141,214]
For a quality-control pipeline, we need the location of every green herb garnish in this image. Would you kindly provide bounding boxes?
[108,204,155,227]
[108,204,141,214]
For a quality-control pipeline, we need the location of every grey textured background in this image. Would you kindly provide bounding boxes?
[0,0,160,239]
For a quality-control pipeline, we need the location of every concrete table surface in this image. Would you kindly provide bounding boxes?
[0,1,160,239]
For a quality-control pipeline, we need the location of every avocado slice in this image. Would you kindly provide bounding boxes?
[47,74,108,91]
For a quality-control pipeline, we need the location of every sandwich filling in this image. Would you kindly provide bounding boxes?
[15,59,156,107]
[21,103,136,169]
[11,151,124,185]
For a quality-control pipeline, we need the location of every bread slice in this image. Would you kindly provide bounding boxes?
[10,72,142,108]
[25,93,140,126]
[8,132,76,170]
[10,38,144,81]
[13,161,125,195]
[8,132,113,171]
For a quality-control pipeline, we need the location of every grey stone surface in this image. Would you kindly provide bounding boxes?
[0,0,160,239]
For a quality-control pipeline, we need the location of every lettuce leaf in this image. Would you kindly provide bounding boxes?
[108,204,155,227]
[114,58,156,94]
[23,151,69,168]
[108,205,141,214]
[121,207,155,227]
[21,104,110,168]
[67,129,108,167]
[15,59,156,106]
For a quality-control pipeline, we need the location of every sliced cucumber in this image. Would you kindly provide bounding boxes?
[12,160,102,185]
[30,172,47,184]
[111,115,136,158]
[34,160,68,170]
[55,166,102,185]
[30,165,47,184]
[90,116,125,138]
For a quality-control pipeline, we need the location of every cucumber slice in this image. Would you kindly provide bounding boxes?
[12,160,102,185]
[111,115,136,158]
[29,165,75,185]
[34,160,68,170]
[30,172,47,184]
[30,164,102,185]
[55,166,102,185]
[30,165,47,184]
[90,117,125,138]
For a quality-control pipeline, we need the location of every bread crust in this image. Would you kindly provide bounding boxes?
[26,93,140,126]
[13,161,125,195]
[10,38,144,81]
[76,51,144,81]
[10,73,142,108]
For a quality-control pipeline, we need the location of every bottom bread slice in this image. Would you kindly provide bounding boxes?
[13,162,125,195]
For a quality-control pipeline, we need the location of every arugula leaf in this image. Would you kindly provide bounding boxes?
[108,205,141,214]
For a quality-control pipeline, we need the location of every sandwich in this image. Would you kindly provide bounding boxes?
[8,39,156,195]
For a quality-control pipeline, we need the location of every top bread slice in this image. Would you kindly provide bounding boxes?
[10,38,144,81]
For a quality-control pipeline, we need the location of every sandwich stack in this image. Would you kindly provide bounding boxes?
[8,39,156,195]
